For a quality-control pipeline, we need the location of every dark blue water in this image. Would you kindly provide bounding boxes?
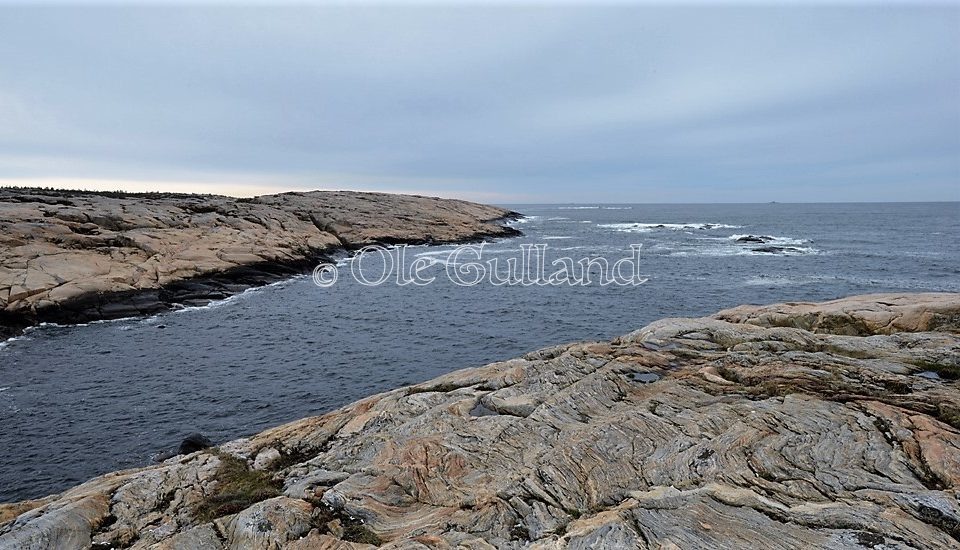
[1,202,957,502]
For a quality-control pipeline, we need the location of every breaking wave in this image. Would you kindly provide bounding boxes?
[598,222,743,233]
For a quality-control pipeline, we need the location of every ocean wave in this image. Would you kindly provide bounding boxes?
[172,301,235,314]
[542,236,573,240]
[416,246,527,256]
[88,316,140,326]
[412,252,455,259]
[416,257,451,269]
[555,245,622,252]
[477,247,525,255]
[743,273,957,292]
[34,322,69,329]
[670,244,820,257]
[727,234,808,246]
[8,295,269,345]
[545,217,569,221]
[171,279,294,314]
[557,206,600,210]
[598,222,743,233]
[0,332,34,352]
[742,275,834,286]
[507,215,541,224]
[601,206,633,210]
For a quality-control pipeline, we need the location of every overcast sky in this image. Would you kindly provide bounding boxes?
[0,5,957,203]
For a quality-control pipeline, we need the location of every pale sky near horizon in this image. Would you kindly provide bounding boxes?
[0,4,958,203]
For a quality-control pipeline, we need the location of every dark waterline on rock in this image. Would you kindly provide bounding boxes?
[1,202,957,502]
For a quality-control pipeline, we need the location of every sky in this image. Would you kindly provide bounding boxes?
[0,4,957,203]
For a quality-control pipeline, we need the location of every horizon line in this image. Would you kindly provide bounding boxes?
[2,185,957,206]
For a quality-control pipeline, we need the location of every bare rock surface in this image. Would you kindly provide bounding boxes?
[714,293,960,335]
[0,188,518,335]
[2,293,959,549]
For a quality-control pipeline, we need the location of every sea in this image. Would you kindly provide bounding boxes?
[1,202,957,502]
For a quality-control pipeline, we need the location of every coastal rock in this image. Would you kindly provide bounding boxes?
[714,292,960,335]
[750,246,801,254]
[252,448,282,471]
[1,294,959,548]
[735,235,773,243]
[178,433,214,455]
[0,189,519,333]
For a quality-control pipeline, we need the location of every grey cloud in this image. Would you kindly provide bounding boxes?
[0,5,956,202]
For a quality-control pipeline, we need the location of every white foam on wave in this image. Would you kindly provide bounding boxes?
[553,245,629,253]
[0,332,33,352]
[413,246,461,258]
[35,321,69,329]
[545,216,569,221]
[416,246,527,257]
[507,215,541,225]
[172,298,239,314]
[542,236,573,240]
[422,257,452,268]
[741,273,956,292]
[670,248,749,257]
[744,275,819,286]
[674,245,819,257]
[727,234,808,246]
[599,222,743,233]
[0,323,60,350]
[173,289,251,313]
[477,247,524,255]
[89,316,140,326]
[557,206,600,210]
[171,277,301,315]
[1,275,311,342]
[602,206,633,210]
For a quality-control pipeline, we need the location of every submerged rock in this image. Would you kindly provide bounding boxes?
[1,293,958,548]
[751,245,803,254]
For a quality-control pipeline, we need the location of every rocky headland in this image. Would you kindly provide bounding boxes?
[0,188,519,338]
[1,293,958,549]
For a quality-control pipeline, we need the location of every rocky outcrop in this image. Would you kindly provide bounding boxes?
[1,293,958,548]
[0,189,519,335]
[735,235,773,244]
[714,293,960,335]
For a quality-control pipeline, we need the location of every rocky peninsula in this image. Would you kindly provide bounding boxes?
[0,188,519,338]
[1,293,958,549]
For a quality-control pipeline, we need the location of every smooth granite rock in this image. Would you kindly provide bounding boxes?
[0,189,518,333]
[1,294,958,548]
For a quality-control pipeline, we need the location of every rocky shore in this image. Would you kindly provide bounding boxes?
[0,188,519,338]
[1,293,958,549]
